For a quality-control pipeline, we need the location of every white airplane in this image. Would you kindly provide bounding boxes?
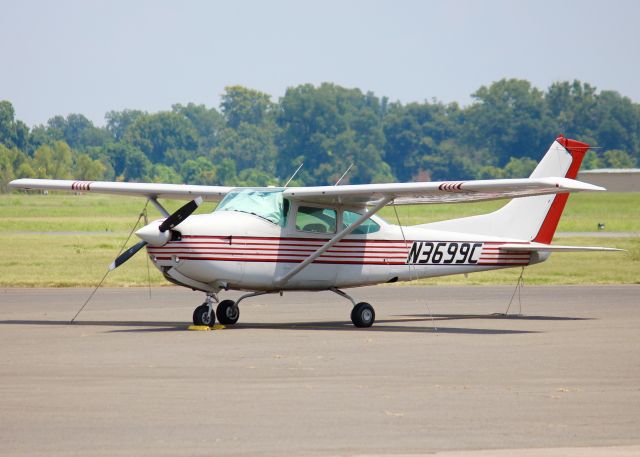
[9,136,619,328]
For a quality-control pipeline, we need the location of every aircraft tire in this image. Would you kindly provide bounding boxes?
[216,300,240,325]
[351,302,375,328]
[193,303,215,326]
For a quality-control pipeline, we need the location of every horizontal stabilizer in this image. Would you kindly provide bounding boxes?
[499,243,623,252]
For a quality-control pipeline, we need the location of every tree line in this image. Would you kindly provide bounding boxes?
[1,79,638,193]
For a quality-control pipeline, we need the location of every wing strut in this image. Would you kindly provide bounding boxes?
[149,197,169,217]
[274,196,393,287]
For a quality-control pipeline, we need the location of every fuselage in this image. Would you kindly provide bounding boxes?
[144,203,546,293]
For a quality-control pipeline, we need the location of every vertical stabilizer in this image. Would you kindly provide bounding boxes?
[422,136,590,241]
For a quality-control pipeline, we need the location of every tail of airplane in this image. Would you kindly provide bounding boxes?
[423,136,590,242]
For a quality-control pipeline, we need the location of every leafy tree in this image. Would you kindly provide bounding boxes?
[0,101,29,150]
[464,79,553,165]
[0,144,28,192]
[38,114,110,151]
[124,112,198,164]
[237,168,279,187]
[383,102,462,181]
[121,148,152,181]
[0,101,15,146]
[31,141,74,179]
[180,157,218,185]
[151,163,182,184]
[74,153,107,180]
[214,123,277,175]
[172,103,224,152]
[503,157,537,178]
[603,149,636,168]
[582,150,602,170]
[277,83,393,185]
[96,143,152,181]
[105,109,145,142]
[546,80,599,137]
[213,86,279,182]
[221,86,275,129]
[216,158,238,185]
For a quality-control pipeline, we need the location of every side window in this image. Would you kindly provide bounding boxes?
[342,210,380,234]
[296,206,337,233]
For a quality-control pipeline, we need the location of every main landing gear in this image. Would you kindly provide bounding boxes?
[351,302,375,328]
[331,288,375,328]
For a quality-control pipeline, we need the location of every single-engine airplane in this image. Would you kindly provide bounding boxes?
[9,136,620,327]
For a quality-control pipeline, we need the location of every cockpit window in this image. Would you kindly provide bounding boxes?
[296,206,337,233]
[215,189,288,226]
[342,210,381,234]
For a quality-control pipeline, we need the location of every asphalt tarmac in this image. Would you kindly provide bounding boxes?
[0,285,639,457]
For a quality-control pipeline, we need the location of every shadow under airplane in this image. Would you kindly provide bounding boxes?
[0,313,578,335]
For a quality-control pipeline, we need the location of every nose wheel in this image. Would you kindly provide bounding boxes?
[193,303,215,326]
[192,292,218,326]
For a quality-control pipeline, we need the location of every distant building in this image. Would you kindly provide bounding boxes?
[577,169,640,192]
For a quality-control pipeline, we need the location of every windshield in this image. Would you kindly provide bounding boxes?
[215,189,288,226]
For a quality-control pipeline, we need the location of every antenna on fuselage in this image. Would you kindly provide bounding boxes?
[284,162,304,188]
[334,163,354,186]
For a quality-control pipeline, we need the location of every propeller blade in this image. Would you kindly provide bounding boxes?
[109,240,148,271]
[158,196,203,233]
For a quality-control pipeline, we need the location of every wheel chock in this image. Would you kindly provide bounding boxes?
[187,324,226,331]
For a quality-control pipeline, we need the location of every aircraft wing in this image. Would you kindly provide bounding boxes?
[283,177,605,206]
[9,179,233,201]
[10,176,604,205]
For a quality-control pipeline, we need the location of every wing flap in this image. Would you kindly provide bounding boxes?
[9,179,233,201]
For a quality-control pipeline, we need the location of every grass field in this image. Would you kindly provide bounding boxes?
[0,192,638,287]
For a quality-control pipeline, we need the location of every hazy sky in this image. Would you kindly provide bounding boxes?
[1,0,638,127]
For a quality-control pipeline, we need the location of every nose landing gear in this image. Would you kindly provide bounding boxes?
[192,292,218,326]
[192,291,269,327]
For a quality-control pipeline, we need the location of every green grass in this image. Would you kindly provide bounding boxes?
[0,233,168,287]
[0,192,638,287]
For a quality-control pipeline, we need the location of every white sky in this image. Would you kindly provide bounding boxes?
[1,0,638,127]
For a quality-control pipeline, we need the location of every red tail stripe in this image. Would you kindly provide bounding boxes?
[533,136,589,244]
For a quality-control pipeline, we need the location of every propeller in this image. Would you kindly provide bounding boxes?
[158,197,203,232]
[109,240,147,271]
[109,196,203,270]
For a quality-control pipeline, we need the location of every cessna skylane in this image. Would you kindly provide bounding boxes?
[9,136,620,327]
